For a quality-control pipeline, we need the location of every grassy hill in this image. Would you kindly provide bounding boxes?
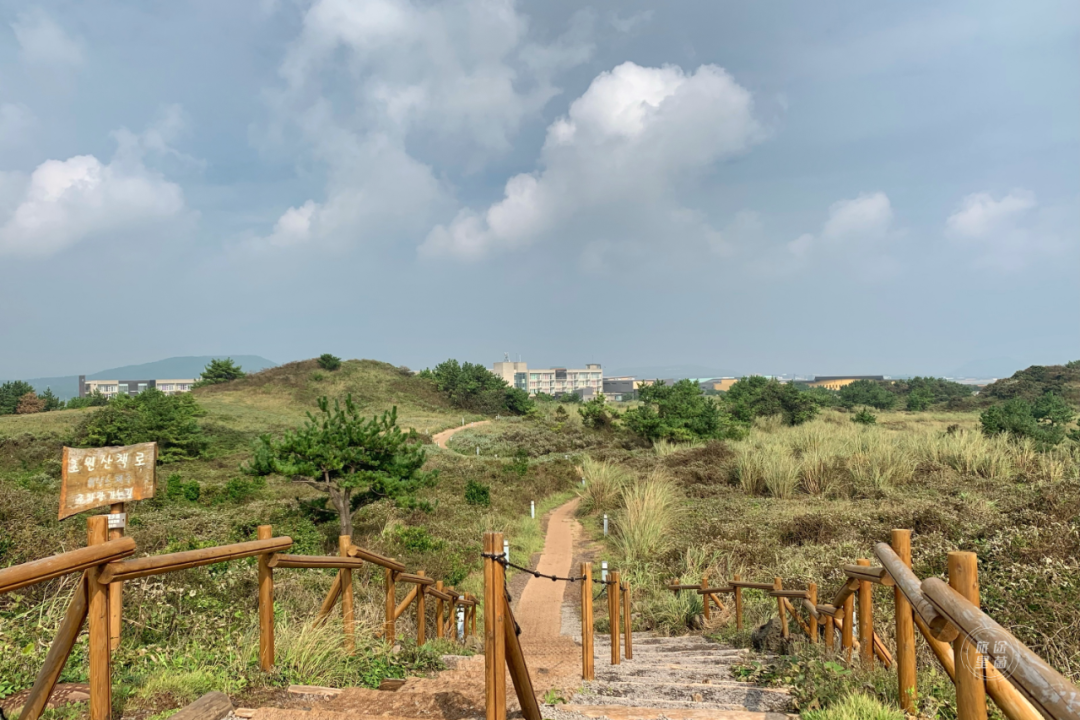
[0,358,578,713]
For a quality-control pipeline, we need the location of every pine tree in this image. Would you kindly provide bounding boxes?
[244,395,436,536]
[193,358,246,387]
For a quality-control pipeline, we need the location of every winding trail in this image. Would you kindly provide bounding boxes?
[432,420,491,449]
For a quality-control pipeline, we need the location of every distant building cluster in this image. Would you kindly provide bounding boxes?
[489,358,897,401]
[79,375,197,399]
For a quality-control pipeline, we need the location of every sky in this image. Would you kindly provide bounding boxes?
[0,0,1077,380]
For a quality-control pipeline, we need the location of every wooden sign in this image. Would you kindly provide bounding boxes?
[59,443,157,519]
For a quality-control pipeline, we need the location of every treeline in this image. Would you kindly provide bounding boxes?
[799,376,975,411]
[419,359,533,415]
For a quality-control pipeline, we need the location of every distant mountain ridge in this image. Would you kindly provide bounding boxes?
[14,355,278,400]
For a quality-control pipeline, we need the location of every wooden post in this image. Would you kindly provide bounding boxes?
[22,574,89,720]
[774,577,788,638]
[892,530,917,712]
[949,552,987,720]
[701,572,710,622]
[108,502,124,652]
[340,536,354,654]
[503,594,542,720]
[842,591,855,663]
[484,532,507,720]
[384,567,396,643]
[609,571,621,665]
[257,525,274,670]
[416,570,427,646]
[734,573,743,631]
[808,583,819,644]
[471,596,477,637]
[825,614,835,650]
[581,562,593,680]
[857,558,873,668]
[435,580,445,639]
[623,581,632,660]
[87,516,111,720]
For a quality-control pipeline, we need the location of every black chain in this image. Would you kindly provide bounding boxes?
[481,551,587,582]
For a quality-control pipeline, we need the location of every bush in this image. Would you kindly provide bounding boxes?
[0,380,34,415]
[66,390,108,408]
[222,475,265,504]
[507,447,529,477]
[578,394,619,430]
[725,377,821,426]
[464,479,491,506]
[838,380,896,410]
[165,473,202,502]
[421,359,534,416]
[980,394,1075,447]
[193,357,246,388]
[851,408,877,425]
[393,525,443,552]
[623,379,744,442]
[15,391,45,414]
[75,389,208,462]
[318,354,342,371]
[803,692,904,720]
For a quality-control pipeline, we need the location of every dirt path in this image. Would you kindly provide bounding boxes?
[517,498,580,638]
[432,420,491,449]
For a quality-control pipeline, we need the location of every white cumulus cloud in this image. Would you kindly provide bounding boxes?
[10,8,84,67]
[252,0,593,251]
[0,115,192,258]
[787,191,895,259]
[421,61,763,260]
[945,189,1065,270]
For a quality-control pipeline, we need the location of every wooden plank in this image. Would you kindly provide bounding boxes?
[581,562,593,681]
[313,573,342,627]
[99,537,292,583]
[730,581,775,590]
[774,578,788,639]
[0,537,136,595]
[348,545,406,572]
[768,589,810,599]
[831,577,859,609]
[59,443,156,519]
[610,571,621,665]
[665,584,701,591]
[170,691,232,720]
[21,575,89,720]
[428,588,452,602]
[397,572,436,586]
[695,587,735,595]
[416,571,426,646]
[807,583,819,643]
[874,541,958,642]
[623,582,633,660]
[394,585,419,619]
[783,598,811,637]
[844,564,895,586]
[269,554,366,569]
[384,568,396,642]
[108,502,125,652]
[816,603,838,617]
[435,580,445,639]
[258,526,274,671]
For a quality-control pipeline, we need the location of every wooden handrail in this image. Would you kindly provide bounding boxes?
[730,581,776,590]
[770,589,810,599]
[874,542,959,642]
[695,586,734,594]
[99,537,292,583]
[269,554,366,569]
[666,583,701,591]
[0,538,136,594]
[831,577,859,610]
[347,544,406,572]
[843,564,895,586]
[397,572,436,586]
[394,585,419,619]
[923,577,1080,720]
[428,588,452,602]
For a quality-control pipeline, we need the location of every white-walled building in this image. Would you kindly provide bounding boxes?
[492,361,603,397]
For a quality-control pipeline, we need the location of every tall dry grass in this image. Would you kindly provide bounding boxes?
[727,410,1080,498]
[579,457,631,512]
[614,469,679,563]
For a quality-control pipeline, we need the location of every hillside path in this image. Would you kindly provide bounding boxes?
[432,420,491,449]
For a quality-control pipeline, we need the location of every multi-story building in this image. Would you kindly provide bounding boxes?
[491,361,603,398]
[806,375,885,391]
[79,376,197,399]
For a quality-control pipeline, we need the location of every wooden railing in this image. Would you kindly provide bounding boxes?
[0,517,472,720]
[668,528,1080,720]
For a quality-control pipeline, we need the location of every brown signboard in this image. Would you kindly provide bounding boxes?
[59,443,157,519]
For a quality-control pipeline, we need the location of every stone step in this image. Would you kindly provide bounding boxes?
[581,680,789,712]
[559,705,793,720]
[568,695,751,712]
[595,666,736,684]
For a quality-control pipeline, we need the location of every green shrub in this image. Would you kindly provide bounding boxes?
[851,408,877,425]
[222,476,265,504]
[838,380,896,410]
[507,447,529,477]
[166,473,202,502]
[193,357,246,388]
[393,525,443,552]
[74,389,207,462]
[465,479,491,506]
[318,354,342,371]
[803,692,904,720]
[980,394,1075,447]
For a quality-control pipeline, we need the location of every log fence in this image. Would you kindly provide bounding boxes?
[0,520,473,720]
[666,527,1079,720]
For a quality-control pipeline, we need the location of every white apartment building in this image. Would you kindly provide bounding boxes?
[491,361,603,397]
[79,376,197,399]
